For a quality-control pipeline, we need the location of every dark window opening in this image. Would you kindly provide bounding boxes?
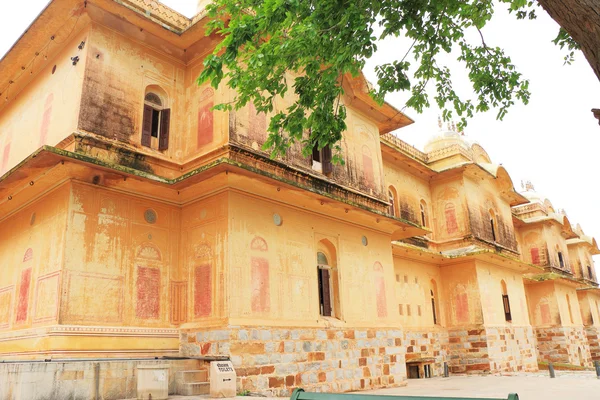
[424,364,432,378]
[421,206,426,227]
[558,252,564,268]
[407,365,420,379]
[312,144,321,162]
[142,101,170,150]
[588,265,593,280]
[151,109,160,138]
[318,267,332,317]
[431,289,437,325]
[502,294,512,322]
[490,218,496,241]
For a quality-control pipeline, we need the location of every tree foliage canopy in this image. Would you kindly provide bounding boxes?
[198,0,570,161]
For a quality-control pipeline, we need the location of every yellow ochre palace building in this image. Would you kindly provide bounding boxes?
[0,1,599,399]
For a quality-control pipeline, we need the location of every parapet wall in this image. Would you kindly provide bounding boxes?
[0,359,201,400]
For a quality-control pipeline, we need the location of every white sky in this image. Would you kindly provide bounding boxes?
[2,1,599,266]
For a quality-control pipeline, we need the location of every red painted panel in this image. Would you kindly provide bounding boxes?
[197,102,214,148]
[136,267,160,319]
[530,247,540,265]
[194,264,212,317]
[540,303,551,324]
[1,143,10,174]
[456,292,469,323]
[362,154,374,186]
[445,208,458,234]
[248,102,267,140]
[375,276,387,318]
[39,94,54,146]
[251,257,270,313]
[16,268,32,324]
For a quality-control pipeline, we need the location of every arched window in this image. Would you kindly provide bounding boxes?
[501,280,511,322]
[388,187,397,217]
[420,200,428,227]
[566,294,574,324]
[430,279,439,325]
[316,240,340,318]
[489,209,497,242]
[142,88,170,150]
[557,246,565,269]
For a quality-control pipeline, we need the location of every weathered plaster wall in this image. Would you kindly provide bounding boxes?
[476,262,530,326]
[62,181,181,328]
[463,176,517,251]
[526,281,591,366]
[429,177,469,245]
[392,257,444,328]
[181,58,229,162]
[383,162,432,228]
[525,281,561,327]
[440,262,482,328]
[569,245,595,280]
[0,27,89,175]
[180,193,229,326]
[78,24,187,160]
[229,102,387,201]
[227,191,396,326]
[577,291,600,327]
[0,184,69,336]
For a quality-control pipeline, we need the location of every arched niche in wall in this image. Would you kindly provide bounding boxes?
[388,186,398,217]
[193,242,213,318]
[372,262,387,318]
[250,236,270,313]
[15,248,34,324]
[134,242,163,320]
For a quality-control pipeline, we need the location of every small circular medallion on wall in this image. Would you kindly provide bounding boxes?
[148,234,153,240]
[200,209,207,219]
[144,209,157,224]
[273,213,283,226]
[361,236,368,246]
[30,213,36,226]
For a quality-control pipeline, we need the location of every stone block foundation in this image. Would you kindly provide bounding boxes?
[180,327,410,396]
[535,326,592,367]
[404,329,449,377]
[585,326,600,362]
[448,325,537,374]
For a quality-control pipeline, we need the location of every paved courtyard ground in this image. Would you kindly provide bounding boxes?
[366,373,600,399]
[163,372,600,400]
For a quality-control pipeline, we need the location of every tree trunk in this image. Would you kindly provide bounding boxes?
[538,0,600,81]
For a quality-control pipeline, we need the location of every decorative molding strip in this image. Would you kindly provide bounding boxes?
[0,325,179,342]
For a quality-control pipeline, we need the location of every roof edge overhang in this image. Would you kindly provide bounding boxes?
[0,145,428,239]
[523,272,587,288]
[342,72,414,134]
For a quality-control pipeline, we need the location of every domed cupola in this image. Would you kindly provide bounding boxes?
[424,120,472,153]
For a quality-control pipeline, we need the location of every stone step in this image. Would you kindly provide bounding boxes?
[178,369,208,383]
[178,382,210,396]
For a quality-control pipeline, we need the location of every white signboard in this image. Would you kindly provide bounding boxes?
[210,361,237,398]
